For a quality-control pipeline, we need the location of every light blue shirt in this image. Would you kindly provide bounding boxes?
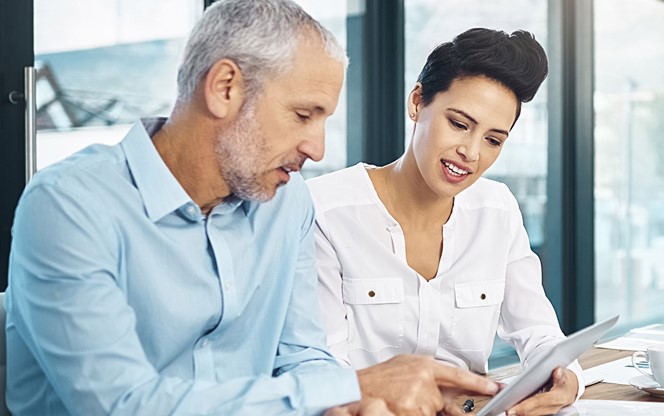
[5,119,360,415]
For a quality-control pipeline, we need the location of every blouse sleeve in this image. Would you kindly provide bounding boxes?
[496,186,585,400]
[311,208,353,367]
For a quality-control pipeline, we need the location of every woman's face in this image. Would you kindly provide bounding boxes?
[408,75,518,199]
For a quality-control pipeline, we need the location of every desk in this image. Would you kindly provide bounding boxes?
[460,347,664,413]
[578,348,664,402]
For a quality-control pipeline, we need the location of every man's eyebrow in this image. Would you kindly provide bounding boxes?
[448,107,510,137]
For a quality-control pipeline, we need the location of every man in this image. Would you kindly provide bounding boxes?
[5,1,499,415]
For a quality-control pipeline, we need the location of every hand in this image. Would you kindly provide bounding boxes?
[356,355,500,415]
[324,398,394,416]
[507,367,579,416]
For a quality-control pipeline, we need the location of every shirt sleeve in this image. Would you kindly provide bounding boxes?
[272,191,360,409]
[7,180,359,416]
[308,199,353,367]
[495,186,585,400]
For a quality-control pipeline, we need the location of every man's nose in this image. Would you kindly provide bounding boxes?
[299,125,325,162]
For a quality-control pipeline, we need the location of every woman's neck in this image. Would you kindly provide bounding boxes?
[369,153,454,230]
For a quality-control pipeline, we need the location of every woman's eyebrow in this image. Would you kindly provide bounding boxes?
[448,107,509,137]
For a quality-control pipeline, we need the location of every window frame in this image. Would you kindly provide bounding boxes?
[545,0,595,332]
[0,0,34,290]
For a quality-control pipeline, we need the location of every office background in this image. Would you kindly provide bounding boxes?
[1,0,663,365]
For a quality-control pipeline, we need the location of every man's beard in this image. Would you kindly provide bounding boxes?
[214,102,301,202]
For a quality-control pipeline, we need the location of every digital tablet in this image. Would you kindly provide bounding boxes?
[477,315,619,416]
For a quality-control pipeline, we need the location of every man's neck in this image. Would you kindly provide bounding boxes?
[151,109,231,215]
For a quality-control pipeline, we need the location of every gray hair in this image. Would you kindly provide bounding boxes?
[176,0,347,102]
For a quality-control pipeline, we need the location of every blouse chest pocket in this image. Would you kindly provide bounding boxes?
[444,279,505,352]
[342,278,405,352]
[454,280,505,308]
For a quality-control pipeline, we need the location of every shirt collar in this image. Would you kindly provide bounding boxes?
[211,194,249,216]
[121,118,193,222]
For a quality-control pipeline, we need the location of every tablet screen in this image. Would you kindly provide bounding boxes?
[476,315,619,416]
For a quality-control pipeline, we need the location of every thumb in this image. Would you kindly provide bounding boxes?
[553,368,566,385]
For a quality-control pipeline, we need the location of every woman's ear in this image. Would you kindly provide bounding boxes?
[203,58,245,119]
[407,83,423,121]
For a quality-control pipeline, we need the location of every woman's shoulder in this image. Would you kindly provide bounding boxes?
[305,163,375,211]
[456,177,516,211]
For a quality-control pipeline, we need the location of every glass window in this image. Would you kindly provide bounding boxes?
[35,0,348,178]
[294,1,349,178]
[594,0,664,329]
[405,0,549,367]
[34,0,203,170]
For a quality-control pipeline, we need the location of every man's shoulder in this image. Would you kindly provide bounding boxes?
[31,143,125,191]
[22,143,129,213]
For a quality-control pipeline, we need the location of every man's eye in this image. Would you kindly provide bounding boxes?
[296,112,311,122]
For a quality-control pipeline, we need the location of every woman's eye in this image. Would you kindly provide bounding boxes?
[486,137,502,147]
[449,119,467,130]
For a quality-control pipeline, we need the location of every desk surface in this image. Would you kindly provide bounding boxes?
[459,347,664,413]
[578,348,664,402]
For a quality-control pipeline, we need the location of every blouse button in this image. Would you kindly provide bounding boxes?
[368,290,376,298]
[480,293,487,300]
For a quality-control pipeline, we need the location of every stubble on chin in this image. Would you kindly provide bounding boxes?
[214,107,273,202]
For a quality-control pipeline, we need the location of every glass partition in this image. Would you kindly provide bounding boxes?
[594,0,664,330]
[34,0,203,169]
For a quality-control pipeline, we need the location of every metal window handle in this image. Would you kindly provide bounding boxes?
[8,91,24,104]
[8,66,37,184]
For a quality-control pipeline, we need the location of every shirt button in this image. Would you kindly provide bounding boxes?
[223,282,233,291]
[187,205,196,215]
[201,339,209,348]
[368,290,376,297]
[480,293,487,300]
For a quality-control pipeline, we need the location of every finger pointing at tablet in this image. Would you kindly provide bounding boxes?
[432,363,500,394]
[357,355,499,415]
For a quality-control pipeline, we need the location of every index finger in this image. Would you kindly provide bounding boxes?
[431,364,500,396]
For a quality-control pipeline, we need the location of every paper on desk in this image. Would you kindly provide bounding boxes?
[582,356,646,385]
[556,400,664,415]
[596,323,664,351]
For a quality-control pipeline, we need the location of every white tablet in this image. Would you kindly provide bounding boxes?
[477,315,619,416]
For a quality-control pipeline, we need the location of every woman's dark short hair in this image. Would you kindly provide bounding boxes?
[416,28,548,124]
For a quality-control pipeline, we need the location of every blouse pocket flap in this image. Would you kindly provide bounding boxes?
[342,278,404,305]
[454,279,505,308]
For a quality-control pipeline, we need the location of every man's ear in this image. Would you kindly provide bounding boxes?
[203,58,245,119]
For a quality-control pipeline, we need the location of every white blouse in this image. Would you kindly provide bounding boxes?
[306,163,583,395]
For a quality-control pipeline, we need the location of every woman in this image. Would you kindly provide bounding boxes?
[307,28,583,415]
